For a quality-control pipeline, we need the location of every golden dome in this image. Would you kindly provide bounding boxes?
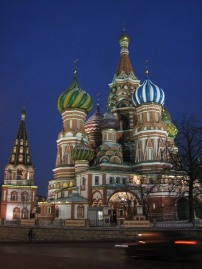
[119,34,130,44]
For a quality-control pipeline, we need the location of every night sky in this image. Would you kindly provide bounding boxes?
[0,0,201,196]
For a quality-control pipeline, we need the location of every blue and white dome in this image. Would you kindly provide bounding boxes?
[132,79,165,106]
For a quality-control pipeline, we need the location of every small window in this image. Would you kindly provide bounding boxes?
[82,177,86,185]
[147,112,150,122]
[116,177,120,183]
[139,113,142,124]
[95,176,99,185]
[119,209,124,217]
[48,207,52,214]
[36,207,41,214]
[109,177,114,184]
[77,120,80,129]
[11,192,17,201]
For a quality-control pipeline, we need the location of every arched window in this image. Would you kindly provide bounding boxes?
[8,169,12,180]
[56,182,61,188]
[21,192,28,202]
[77,205,84,218]
[11,191,18,201]
[17,169,23,179]
[63,182,68,188]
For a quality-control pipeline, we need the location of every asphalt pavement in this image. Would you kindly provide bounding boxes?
[0,241,201,269]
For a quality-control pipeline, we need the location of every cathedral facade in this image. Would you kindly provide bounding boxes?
[37,32,180,224]
[0,32,183,224]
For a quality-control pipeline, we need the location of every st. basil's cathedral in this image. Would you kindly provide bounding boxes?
[1,31,183,225]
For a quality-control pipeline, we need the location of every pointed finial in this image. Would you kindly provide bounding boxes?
[145,60,149,77]
[96,92,100,105]
[21,106,26,120]
[73,58,79,77]
[122,21,126,34]
[119,21,130,44]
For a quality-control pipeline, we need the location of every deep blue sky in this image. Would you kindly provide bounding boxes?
[0,0,201,196]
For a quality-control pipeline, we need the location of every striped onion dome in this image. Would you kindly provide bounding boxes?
[57,73,93,114]
[71,137,94,161]
[132,79,165,106]
[101,110,119,130]
[84,102,103,133]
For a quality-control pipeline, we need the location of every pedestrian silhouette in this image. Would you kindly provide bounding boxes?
[27,228,33,241]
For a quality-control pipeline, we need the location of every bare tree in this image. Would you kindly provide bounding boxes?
[172,115,202,223]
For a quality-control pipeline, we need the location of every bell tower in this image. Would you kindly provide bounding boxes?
[0,109,37,221]
[107,31,140,162]
[47,71,93,200]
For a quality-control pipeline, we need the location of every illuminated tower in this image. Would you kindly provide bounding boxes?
[132,77,171,172]
[47,71,93,200]
[0,109,37,221]
[107,31,140,162]
[84,102,103,149]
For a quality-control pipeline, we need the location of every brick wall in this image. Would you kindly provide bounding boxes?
[0,226,201,242]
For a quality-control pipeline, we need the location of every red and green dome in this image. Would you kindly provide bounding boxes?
[57,75,93,114]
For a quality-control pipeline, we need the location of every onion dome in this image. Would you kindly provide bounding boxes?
[71,137,94,161]
[57,73,93,114]
[132,79,165,106]
[101,110,119,130]
[84,102,103,133]
[161,108,178,138]
[161,108,171,123]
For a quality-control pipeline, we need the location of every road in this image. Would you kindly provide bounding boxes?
[0,241,201,269]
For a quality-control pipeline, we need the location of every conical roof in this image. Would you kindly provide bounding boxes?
[8,109,32,165]
[116,33,137,79]
[84,102,103,133]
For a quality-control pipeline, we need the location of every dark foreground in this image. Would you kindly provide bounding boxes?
[0,241,201,269]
